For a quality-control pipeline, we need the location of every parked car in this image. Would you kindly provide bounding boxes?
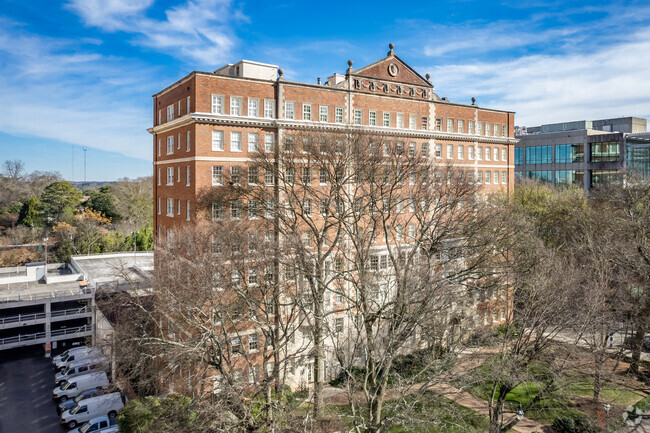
[55,348,103,371]
[624,335,650,351]
[53,372,109,402]
[55,357,108,386]
[67,415,119,433]
[53,346,88,365]
[57,388,106,415]
[60,392,123,429]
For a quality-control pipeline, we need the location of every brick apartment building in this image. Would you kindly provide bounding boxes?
[148,44,516,391]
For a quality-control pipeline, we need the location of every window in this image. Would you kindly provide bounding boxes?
[285,167,294,184]
[409,142,416,157]
[298,167,310,184]
[396,113,405,128]
[166,167,173,185]
[369,111,377,126]
[485,147,491,161]
[166,136,174,154]
[230,166,241,185]
[383,112,390,127]
[477,170,483,183]
[525,146,553,164]
[354,109,362,125]
[477,146,483,160]
[447,144,453,159]
[501,171,507,184]
[302,231,311,248]
[335,318,344,333]
[447,118,453,132]
[248,200,258,219]
[177,166,180,182]
[458,145,464,160]
[177,133,181,149]
[249,334,258,351]
[409,114,417,129]
[319,167,328,185]
[166,198,174,216]
[435,118,442,131]
[409,223,416,238]
[458,119,465,133]
[157,139,161,156]
[249,268,258,285]
[303,198,312,216]
[264,168,274,185]
[231,337,242,353]
[285,102,295,119]
[158,110,161,125]
[468,145,475,160]
[335,107,344,123]
[264,99,274,118]
[247,98,259,117]
[485,170,491,184]
[409,170,416,185]
[186,131,191,151]
[186,200,190,220]
[493,148,498,162]
[435,143,442,158]
[319,105,329,122]
[186,96,190,114]
[468,120,475,134]
[421,142,429,157]
[211,94,224,114]
[212,131,224,151]
[212,166,223,185]
[212,202,223,220]
[297,103,311,122]
[494,123,499,136]
[231,200,241,219]
[166,104,174,121]
[485,122,491,136]
[477,122,483,135]
[501,148,507,161]
[591,141,620,162]
[396,224,403,241]
[230,132,242,152]
[501,124,507,137]
[248,166,258,185]
[230,96,242,115]
[157,197,161,214]
[264,134,274,152]
[247,132,258,152]
[186,166,190,186]
[515,148,523,165]
[421,116,429,130]
[554,144,584,163]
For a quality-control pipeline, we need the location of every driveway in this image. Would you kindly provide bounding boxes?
[0,349,66,432]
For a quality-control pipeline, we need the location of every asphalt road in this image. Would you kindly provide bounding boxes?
[0,349,67,433]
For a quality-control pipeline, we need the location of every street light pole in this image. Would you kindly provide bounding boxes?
[44,237,49,278]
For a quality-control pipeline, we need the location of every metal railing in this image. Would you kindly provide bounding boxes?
[0,312,47,325]
[0,287,92,303]
[51,306,91,318]
[0,324,92,346]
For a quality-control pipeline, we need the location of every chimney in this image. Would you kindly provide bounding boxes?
[317,77,322,85]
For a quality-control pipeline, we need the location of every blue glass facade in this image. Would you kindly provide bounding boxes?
[525,146,552,164]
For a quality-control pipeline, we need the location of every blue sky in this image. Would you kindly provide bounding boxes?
[1,0,649,181]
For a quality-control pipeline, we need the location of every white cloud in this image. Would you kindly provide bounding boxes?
[66,0,239,66]
[0,21,156,161]
[424,28,650,126]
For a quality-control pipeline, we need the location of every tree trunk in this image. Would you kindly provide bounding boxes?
[629,313,648,375]
[312,297,324,419]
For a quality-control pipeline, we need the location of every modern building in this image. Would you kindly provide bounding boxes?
[148,44,517,391]
[515,117,650,189]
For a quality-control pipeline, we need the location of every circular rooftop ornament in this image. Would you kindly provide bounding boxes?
[278,68,284,77]
[347,59,353,67]
[388,63,399,77]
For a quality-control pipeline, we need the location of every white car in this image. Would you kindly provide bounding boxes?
[68,415,119,433]
[60,392,123,429]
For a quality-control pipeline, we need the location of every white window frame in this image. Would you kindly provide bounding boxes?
[166,198,174,217]
[248,132,259,153]
[468,146,475,160]
[468,120,475,135]
[264,99,275,118]
[230,131,242,152]
[353,109,362,125]
[186,131,191,151]
[409,114,417,129]
[264,134,274,153]
[285,102,295,119]
[502,148,507,161]
[247,98,259,117]
[485,147,491,161]
[212,166,223,186]
[458,145,464,160]
[166,136,174,154]
[166,104,174,122]
[211,94,224,114]
[396,113,404,128]
[446,144,453,160]
[435,143,442,159]
[477,146,483,161]
[335,107,344,123]
[302,103,312,121]
[186,200,190,221]
[383,112,390,127]
[230,96,242,116]
[494,148,499,162]
[319,105,328,122]
[186,96,190,114]
[458,119,464,134]
[447,118,453,132]
[212,131,224,151]
[369,111,377,126]
[186,166,190,186]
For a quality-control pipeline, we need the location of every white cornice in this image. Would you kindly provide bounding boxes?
[148,113,518,145]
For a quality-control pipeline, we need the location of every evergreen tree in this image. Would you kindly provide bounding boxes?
[17,195,43,227]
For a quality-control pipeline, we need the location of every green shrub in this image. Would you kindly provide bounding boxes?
[551,414,598,433]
